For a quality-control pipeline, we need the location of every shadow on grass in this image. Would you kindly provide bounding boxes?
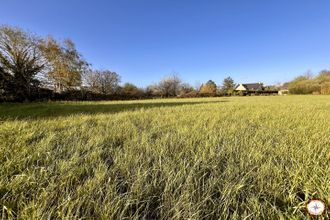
[0,99,227,120]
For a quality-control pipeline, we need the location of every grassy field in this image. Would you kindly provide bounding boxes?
[0,96,329,219]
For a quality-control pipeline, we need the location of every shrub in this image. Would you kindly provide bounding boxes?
[320,83,330,95]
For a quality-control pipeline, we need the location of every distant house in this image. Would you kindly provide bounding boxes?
[278,89,289,95]
[278,83,289,95]
[235,83,264,92]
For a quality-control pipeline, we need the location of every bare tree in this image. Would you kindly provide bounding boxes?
[85,70,120,95]
[146,84,161,97]
[179,82,194,95]
[158,74,182,97]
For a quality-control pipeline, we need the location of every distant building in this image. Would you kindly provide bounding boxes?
[278,89,289,95]
[278,83,289,95]
[235,83,264,92]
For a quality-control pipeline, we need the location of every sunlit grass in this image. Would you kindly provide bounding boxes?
[0,96,329,219]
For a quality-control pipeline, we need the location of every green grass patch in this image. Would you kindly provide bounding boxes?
[0,96,329,219]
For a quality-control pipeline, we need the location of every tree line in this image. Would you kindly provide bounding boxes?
[1,25,330,102]
[0,25,238,102]
[286,70,330,94]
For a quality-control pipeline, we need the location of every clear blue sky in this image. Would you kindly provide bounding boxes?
[1,0,330,87]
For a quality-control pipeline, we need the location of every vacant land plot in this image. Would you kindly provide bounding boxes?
[0,96,329,219]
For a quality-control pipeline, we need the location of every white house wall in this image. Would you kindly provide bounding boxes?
[236,84,247,91]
